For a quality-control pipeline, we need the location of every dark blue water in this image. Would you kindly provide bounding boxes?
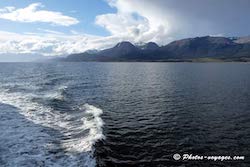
[0,62,249,167]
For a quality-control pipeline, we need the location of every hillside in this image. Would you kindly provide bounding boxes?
[63,36,250,62]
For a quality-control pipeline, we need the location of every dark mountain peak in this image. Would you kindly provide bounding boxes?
[136,42,159,50]
[111,41,139,55]
[144,42,159,50]
[115,41,135,49]
[167,38,192,47]
[189,36,234,45]
[168,36,234,48]
[205,36,234,45]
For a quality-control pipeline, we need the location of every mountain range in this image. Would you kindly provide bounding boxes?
[62,36,250,62]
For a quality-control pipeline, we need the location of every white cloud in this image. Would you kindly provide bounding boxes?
[37,28,64,35]
[70,30,79,35]
[95,0,173,45]
[0,3,79,26]
[0,31,122,56]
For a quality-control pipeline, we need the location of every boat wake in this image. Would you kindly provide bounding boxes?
[0,87,104,167]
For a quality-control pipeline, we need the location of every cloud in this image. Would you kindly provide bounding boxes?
[95,0,172,45]
[0,3,79,26]
[0,31,123,56]
[37,28,65,35]
[96,0,250,45]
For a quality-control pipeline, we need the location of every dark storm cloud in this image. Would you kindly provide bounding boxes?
[142,0,250,37]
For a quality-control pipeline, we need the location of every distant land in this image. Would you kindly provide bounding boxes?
[60,36,250,62]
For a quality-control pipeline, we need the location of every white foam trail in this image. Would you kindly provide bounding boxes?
[44,85,68,101]
[0,89,57,126]
[0,87,105,167]
[62,104,105,153]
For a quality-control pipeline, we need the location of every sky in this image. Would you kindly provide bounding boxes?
[0,0,250,58]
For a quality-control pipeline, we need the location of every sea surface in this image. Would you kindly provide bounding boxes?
[0,62,250,167]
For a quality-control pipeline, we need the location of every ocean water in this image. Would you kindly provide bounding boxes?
[0,62,250,167]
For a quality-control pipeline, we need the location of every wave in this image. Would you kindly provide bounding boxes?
[0,87,104,167]
[44,85,68,101]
